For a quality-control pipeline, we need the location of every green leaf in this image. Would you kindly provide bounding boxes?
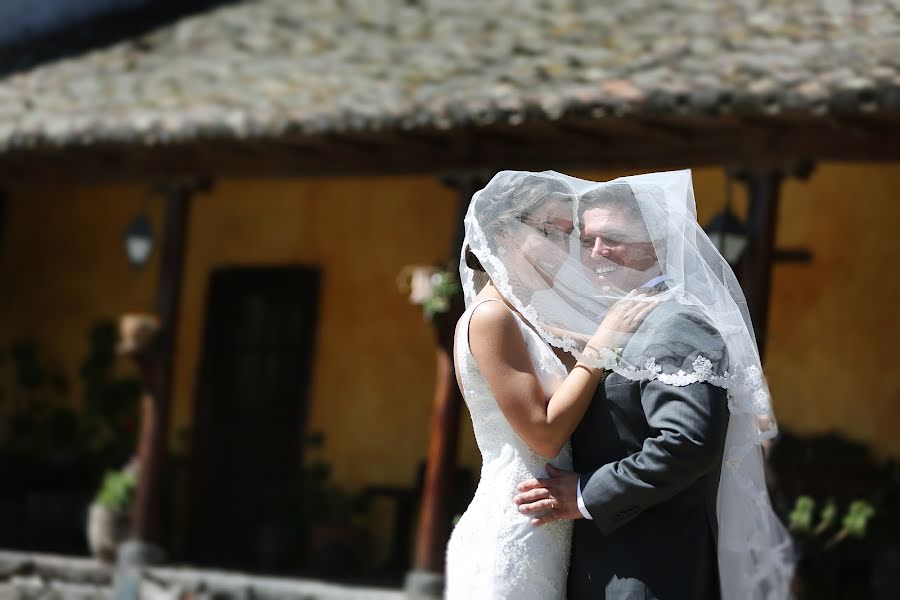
[842,500,875,538]
[789,495,815,533]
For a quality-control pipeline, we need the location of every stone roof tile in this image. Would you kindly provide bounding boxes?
[1,0,899,152]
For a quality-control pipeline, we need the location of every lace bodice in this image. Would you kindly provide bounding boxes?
[455,298,569,464]
[445,297,573,600]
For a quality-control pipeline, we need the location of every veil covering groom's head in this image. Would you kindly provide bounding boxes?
[576,183,667,298]
[463,170,738,378]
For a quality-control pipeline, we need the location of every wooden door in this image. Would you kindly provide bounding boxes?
[187,266,320,572]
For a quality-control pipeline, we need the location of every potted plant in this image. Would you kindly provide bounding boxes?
[86,458,138,562]
[292,432,373,577]
[788,495,876,599]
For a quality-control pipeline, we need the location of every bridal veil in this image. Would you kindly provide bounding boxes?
[459,169,794,599]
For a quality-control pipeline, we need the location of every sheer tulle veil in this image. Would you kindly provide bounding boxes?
[459,169,795,599]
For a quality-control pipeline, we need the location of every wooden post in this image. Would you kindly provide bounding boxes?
[736,162,814,361]
[112,181,207,598]
[406,173,485,599]
[738,170,783,361]
[117,180,207,559]
[0,188,6,249]
[412,323,462,572]
[131,181,204,544]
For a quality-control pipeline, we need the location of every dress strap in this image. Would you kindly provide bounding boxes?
[459,297,569,377]
[456,298,507,364]
[468,297,506,312]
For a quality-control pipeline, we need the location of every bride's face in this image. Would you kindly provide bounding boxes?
[516,199,575,287]
[492,198,574,296]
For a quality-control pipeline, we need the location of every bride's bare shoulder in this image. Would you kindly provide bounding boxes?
[468,297,515,334]
[468,304,532,370]
[458,288,527,359]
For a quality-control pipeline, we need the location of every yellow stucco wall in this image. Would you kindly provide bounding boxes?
[767,165,900,454]
[0,183,163,426]
[1,175,461,564]
[174,177,461,487]
[2,163,899,496]
[1,176,463,488]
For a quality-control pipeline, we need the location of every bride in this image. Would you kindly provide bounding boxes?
[444,172,657,599]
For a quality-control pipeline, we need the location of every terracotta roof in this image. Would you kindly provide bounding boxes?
[1,0,899,153]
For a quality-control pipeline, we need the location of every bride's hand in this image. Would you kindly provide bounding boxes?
[586,288,659,352]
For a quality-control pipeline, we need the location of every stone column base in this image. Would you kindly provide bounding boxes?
[404,570,444,600]
[112,540,166,600]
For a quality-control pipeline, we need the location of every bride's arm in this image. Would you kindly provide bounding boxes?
[469,292,654,458]
[469,301,600,458]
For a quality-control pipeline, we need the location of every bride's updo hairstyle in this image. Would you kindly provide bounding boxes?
[480,173,573,234]
[464,246,486,272]
[463,173,574,274]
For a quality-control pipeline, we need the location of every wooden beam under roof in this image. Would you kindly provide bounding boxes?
[3,117,900,184]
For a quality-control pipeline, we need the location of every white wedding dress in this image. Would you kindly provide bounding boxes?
[445,298,573,600]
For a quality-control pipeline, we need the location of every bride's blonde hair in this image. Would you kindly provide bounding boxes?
[464,173,573,272]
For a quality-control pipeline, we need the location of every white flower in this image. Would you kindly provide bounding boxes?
[408,267,438,304]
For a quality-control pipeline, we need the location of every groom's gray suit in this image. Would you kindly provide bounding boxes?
[568,303,730,600]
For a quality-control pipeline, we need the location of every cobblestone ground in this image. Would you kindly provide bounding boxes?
[0,551,406,600]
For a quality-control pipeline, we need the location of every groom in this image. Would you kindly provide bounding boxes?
[514,185,730,599]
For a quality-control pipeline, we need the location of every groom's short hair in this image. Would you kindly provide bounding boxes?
[579,183,658,245]
[578,183,642,222]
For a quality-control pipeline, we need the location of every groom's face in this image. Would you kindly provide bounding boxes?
[580,205,660,294]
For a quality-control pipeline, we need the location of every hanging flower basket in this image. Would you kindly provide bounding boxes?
[398,265,460,320]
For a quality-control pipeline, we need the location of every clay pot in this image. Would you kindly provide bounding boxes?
[86,503,131,563]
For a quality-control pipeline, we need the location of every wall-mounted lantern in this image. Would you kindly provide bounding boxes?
[704,174,748,267]
[124,213,155,269]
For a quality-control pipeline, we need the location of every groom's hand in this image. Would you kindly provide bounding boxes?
[513,464,583,525]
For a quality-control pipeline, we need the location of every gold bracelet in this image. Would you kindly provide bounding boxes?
[573,363,607,381]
